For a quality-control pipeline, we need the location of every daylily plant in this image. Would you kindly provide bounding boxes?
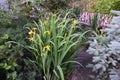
[26,13,88,80]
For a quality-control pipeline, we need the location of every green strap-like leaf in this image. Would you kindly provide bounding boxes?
[53,69,60,79]
[57,65,64,80]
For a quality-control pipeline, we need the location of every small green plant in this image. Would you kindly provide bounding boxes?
[111,1,120,11]
[0,34,18,80]
[0,8,11,27]
[25,13,88,80]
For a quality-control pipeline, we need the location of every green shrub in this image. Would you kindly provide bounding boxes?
[0,27,27,80]
[0,8,11,27]
[111,1,120,11]
[0,34,18,80]
[88,0,120,14]
[35,0,71,12]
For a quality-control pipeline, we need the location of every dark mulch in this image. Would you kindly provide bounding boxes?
[70,44,98,80]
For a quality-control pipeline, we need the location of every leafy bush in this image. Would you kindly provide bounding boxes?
[0,8,11,27]
[0,34,18,80]
[0,27,32,80]
[35,0,71,12]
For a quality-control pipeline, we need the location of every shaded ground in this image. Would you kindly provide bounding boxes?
[70,44,98,80]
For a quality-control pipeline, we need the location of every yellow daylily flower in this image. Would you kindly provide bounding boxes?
[32,27,37,31]
[41,53,47,57]
[46,45,51,51]
[28,37,34,41]
[72,19,78,25]
[28,30,33,35]
[42,45,51,52]
[44,31,51,35]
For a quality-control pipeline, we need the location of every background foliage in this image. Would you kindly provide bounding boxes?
[0,0,120,80]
